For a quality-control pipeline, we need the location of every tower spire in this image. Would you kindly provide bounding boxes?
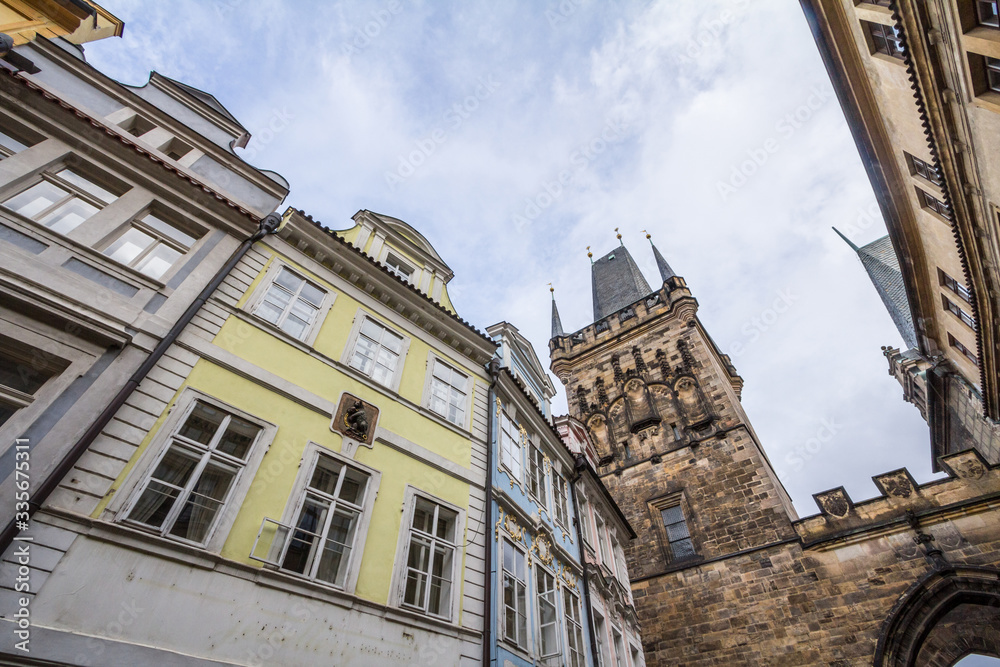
[644,230,677,283]
[550,284,564,338]
[832,226,860,252]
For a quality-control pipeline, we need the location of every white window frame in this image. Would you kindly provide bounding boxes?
[593,608,609,667]
[579,495,593,547]
[341,309,411,393]
[612,625,626,667]
[562,587,586,667]
[246,260,334,346]
[527,442,548,509]
[499,405,523,482]
[535,562,561,663]
[552,471,569,529]
[1,163,123,236]
[383,250,415,283]
[100,210,201,282]
[613,540,630,585]
[421,351,472,429]
[500,536,530,651]
[114,390,275,552]
[389,486,466,623]
[596,514,612,567]
[254,442,380,594]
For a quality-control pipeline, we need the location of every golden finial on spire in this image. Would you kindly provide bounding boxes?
[548,282,554,294]
[642,228,651,240]
[587,245,593,262]
[615,227,622,243]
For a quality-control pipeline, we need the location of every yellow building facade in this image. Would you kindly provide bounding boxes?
[0,0,122,47]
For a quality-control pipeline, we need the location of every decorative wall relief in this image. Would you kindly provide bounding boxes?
[625,377,661,433]
[675,377,711,428]
[632,346,647,374]
[331,393,379,457]
[587,414,613,461]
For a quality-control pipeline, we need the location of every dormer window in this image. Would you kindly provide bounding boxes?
[384,252,414,283]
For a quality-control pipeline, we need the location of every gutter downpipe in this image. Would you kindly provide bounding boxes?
[0,213,283,554]
[482,358,500,667]
[570,453,601,665]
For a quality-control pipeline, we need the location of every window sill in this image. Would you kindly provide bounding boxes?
[870,51,906,67]
[972,89,1000,115]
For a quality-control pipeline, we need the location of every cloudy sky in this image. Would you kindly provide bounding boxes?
[84,0,938,515]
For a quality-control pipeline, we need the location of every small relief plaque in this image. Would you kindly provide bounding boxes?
[939,450,989,480]
[331,393,379,446]
[873,469,916,499]
[813,488,852,518]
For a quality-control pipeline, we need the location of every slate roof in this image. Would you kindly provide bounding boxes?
[591,244,652,321]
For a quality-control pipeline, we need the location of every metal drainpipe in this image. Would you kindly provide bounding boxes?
[570,453,601,665]
[482,359,499,667]
[0,213,283,554]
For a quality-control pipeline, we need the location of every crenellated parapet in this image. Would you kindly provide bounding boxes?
[796,449,999,549]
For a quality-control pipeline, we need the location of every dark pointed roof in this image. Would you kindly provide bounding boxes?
[591,244,652,321]
[551,292,565,338]
[650,239,676,283]
[835,228,918,349]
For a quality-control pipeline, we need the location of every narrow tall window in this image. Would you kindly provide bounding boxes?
[564,589,585,667]
[536,565,560,661]
[579,498,592,544]
[502,538,528,649]
[918,189,952,220]
[978,0,999,27]
[661,504,695,560]
[103,212,197,280]
[552,472,569,527]
[349,316,404,387]
[612,627,626,667]
[528,444,547,507]
[939,269,973,304]
[499,408,522,481]
[943,295,976,330]
[402,497,458,619]
[594,611,608,667]
[949,333,979,365]
[125,400,261,544]
[864,21,904,59]
[254,267,326,341]
[428,358,468,426]
[3,167,122,234]
[596,514,612,566]
[280,455,369,587]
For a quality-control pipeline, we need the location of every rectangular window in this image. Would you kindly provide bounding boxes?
[579,498,592,544]
[384,251,414,283]
[661,504,696,560]
[349,316,404,387]
[428,358,468,426]
[0,338,64,428]
[613,627,626,667]
[864,20,904,59]
[402,497,458,619]
[125,400,261,544]
[918,188,953,220]
[594,611,608,667]
[907,153,942,185]
[502,538,528,648]
[564,589,585,667]
[596,514,612,566]
[0,128,29,159]
[254,267,326,341]
[528,445,547,507]
[986,56,1000,92]
[120,115,156,138]
[631,644,644,667]
[103,212,197,280]
[2,167,123,235]
[499,408,522,481]
[943,295,976,329]
[950,333,979,365]
[614,542,630,583]
[979,0,999,27]
[536,565,560,660]
[553,472,569,527]
[939,269,973,304]
[279,455,369,588]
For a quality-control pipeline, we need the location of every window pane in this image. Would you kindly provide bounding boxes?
[141,213,195,248]
[275,268,303,292]
[135,243,181,280]
[428,545,453,616]
[405,536,431,607]
[104,228,155,265]
[671,537,696,559]
[178,401,225,445]
[381,330,403,353]
[168,462,235,542]
[316,507,358,586]
[300,282,324,307]
[436,506,457,542]
[660,505,684,526]
[4,181,68,219]
[338,466,368,505]
[54,169,117,204]
[412,498,436,534]
[281,314,308,340]
[309,457,343,496]
[127,448,199,527]
[39,197,99,234]
[282,498,328,575]
[216,415,258,459]
[0,130,28,154]
[665,520,690,541]
[0,350,53,394]
[289,299,318,325]
[360,318,383,340]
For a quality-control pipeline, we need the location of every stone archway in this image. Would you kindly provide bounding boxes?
[875,567,1000,667]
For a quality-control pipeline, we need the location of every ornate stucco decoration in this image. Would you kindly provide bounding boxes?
[530,531,554,567]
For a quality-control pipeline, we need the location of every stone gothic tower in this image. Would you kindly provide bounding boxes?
[549,237,799,615]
